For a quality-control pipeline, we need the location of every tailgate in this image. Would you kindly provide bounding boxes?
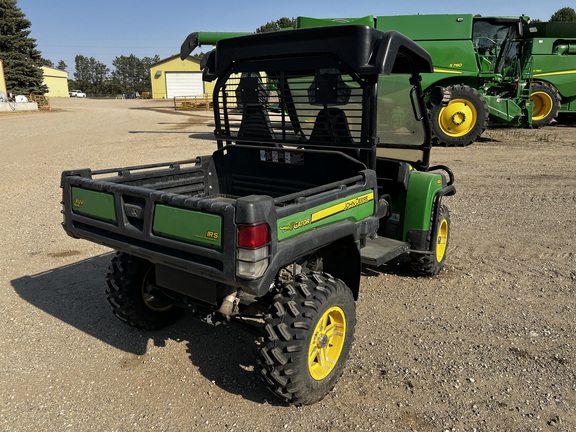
[61,159,238,283]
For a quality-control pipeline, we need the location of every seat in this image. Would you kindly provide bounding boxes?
[309,107,360,160]
[235,73,276,144]
[310,107,354,145]
[237,105,276,142]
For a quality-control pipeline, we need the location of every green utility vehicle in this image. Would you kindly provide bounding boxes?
[61,26,455,405]
[525,21,576,125]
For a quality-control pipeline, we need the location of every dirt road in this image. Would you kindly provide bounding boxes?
[1,98,574,431]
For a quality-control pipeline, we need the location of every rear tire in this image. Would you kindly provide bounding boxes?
[106,252,181,330]
[257,272,356,405]
[411,204,451,276]
[530,82,561,128]
[430,85,488,147]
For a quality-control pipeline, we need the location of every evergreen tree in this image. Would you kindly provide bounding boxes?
[0,0,48,94]
[38,57,53,68]
[56,60,67,71]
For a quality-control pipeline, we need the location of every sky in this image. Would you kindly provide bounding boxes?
[17,0,575,75]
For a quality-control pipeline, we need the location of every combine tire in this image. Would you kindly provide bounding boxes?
[430,85,488,147]
[258,272,355,405]
[530,82,561,128]
[411,204,451,276]
[106,252,181,330]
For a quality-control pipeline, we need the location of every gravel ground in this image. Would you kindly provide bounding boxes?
[1,98,575,431]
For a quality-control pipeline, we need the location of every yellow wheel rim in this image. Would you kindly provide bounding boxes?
[308,306,346,381]
[531,91,553,122]
[436,218,448,263]
[438,98,477,137]
[141,267,173,312]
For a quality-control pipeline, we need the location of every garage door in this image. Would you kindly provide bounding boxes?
[166,72,204,98]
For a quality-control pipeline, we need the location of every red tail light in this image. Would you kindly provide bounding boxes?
[237,223,269,249]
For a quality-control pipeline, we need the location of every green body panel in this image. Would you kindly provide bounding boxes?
[153,204,222,248]
[531,38,559,55]
[402,171,443,240]
[297,16,375,28]
[277,190,375,241]
[375,14,474,41]
[71,187,116,223]
[415,40,479,76]
[372,15,481,78]
[531,41,576,100]
[419,70,478,93]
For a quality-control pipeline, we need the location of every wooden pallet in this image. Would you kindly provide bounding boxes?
[174,94,212,110]
[28,94,51,110]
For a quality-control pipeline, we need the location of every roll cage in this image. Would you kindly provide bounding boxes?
[202,25,435,171]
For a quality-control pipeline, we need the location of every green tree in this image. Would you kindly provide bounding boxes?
[256,17,295,33]
[0,0,48,94]
[38,58,53,68]
[550,7,576,22]
[73,54,110,94]
[56,60,67,71]
[112,54,159,93]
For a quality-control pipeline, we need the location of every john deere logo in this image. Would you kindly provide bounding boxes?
[311,192,374,223]
[73,198,84,208]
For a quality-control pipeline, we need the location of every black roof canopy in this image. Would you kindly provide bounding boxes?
[202,25,433,81]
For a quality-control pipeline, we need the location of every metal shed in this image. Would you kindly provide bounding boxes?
[149,55,215,100]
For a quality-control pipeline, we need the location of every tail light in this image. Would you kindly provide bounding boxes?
[237,223,270,279]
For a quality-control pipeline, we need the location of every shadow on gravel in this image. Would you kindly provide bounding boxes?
[476,135,500,143]
[11,254,278,405]
[361,257,418,278]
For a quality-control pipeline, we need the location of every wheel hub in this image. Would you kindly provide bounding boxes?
[451,111,466,126]
[316,334,329,349]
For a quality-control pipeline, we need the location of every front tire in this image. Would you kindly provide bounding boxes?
[530,82,561,128]
[411,204,451,276]
[257,272,356,405]
[430,84,489,147]
[106,252,181,330]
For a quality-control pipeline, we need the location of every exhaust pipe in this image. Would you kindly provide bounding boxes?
[218,291,239,319]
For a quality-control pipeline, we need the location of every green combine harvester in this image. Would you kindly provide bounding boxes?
[185,14,534,146]
[526,21,576,124]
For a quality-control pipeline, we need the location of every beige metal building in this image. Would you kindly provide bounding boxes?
[149,55,215,100]
[0,59,6,95]
[41,66,70,97]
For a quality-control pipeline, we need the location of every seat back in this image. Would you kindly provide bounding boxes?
[237,105,276,142]
[310,107,354,145]
[235,74,276,144]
